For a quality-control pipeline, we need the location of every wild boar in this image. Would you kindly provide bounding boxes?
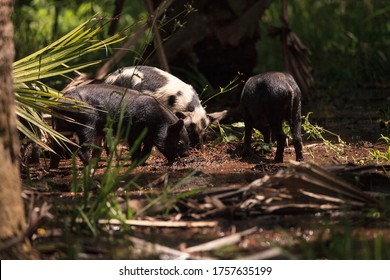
[50,84,189,168]
[104,66,226,147]
[240,72,304,162]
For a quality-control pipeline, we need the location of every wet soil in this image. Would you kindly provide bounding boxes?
[21,88,390,259]
[22,139,390,259]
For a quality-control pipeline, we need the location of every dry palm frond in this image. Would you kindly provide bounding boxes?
[182,161,383,218]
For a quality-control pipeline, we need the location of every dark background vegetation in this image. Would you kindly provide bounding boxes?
[13,0,390,112]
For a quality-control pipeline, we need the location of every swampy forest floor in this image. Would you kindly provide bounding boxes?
[21,89,390,259]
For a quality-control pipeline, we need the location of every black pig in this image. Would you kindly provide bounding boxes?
[50,84,189,168]
[240,72,304,163]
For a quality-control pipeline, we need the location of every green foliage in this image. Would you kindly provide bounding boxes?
[135,171,203,217]
[379,107,390,136]
[213,112,352,159]
[172,62,216,100]
[370,135,390,163]
[201,73,243,105]
[302,112,346,157]
[71,155,203,236]
[70,111,146,235]
[67,109,203,235]
[379,107,390,122]
[212,121,273,154]
[256,0,390,87]
[295,214,390,259]
[14,17,125,150]
[13,0,147,60]
[213,122,245,144]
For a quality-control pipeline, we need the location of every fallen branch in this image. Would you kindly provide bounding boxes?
[288,160,382,206]
[237,247,283,260]
[144,173,169,189]
[184,227,258,253]
[181,161,384,218]
[128,236,190,260]
[98,218,218,228]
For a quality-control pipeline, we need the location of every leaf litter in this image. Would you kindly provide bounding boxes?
[22,140,390,259]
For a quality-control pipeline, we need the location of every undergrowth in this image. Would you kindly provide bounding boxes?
[370,135,390,163]
[67,103,202,236]
[69,107,144,235]
[34,108,390,259]
[211,112,347,158]
[292,210,390,260]
[301,112,347,159]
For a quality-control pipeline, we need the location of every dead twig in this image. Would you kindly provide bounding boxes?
[182,161,383,218]
[144,173,169,189]
[98,218,218,228]
[144,0,170,72]
[184,227,258,253]
[288,161,382,206]
[96,0,174,79]
[237,247,284,260]
[128,236,190,260]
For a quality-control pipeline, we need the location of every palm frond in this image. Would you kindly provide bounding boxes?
[14,17,126,151]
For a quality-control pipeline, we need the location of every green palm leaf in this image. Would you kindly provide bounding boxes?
[14,17,125,153]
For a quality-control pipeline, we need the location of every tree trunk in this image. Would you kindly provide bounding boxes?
[0,0,32,259]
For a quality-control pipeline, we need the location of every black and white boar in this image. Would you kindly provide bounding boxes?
[50,84,189,168]
[104,66,226,147]
[240,72,304,163]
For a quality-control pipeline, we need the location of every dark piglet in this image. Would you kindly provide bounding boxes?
[50,84,189,168]
[240,72,304,163]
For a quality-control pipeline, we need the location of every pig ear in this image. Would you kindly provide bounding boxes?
[175,112,192,127]
[176,112,190,119]
[168,119,184,134]
[207,110,228,124]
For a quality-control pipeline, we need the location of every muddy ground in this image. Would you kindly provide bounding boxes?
[21,89,390,259]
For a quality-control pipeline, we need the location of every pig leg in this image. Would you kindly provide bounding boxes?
[91,135,104,162]
[49,154,61,169]
[243,120,253,156]
[270,118,286,163]
[128,137,152,165]
[127,136,144,164]
[77,145,92,166]
[138,140,153,164]
[76,127,96,165]
[260,127,271,144]
[289,119,304,162]
[49,137,73,169]
[141,140,153,158]
[49,141,62,169]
